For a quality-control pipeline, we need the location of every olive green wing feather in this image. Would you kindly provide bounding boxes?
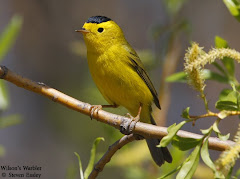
[125,45,161,109]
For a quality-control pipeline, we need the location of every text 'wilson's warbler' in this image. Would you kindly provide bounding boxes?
[76,16,172,166]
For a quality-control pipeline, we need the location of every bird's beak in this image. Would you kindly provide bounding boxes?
[75,28,90,34]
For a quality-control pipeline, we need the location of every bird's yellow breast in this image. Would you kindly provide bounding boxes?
[87,45,153,121]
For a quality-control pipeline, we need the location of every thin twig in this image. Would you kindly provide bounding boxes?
[189,111,218,119]
[0,66,235,148]
[89,134,138,179]
[189,111,240,120]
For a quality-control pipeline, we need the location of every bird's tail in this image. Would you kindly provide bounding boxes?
[146,115,172,166]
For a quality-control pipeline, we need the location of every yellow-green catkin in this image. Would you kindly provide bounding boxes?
[192,48,240,69]
[184,43,240,97]
[216,123,240,172]
[184,42,206,94]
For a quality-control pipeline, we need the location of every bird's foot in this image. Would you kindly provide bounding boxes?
[89,104,118,119]
[120,105,142,135]
[90,105,102,119]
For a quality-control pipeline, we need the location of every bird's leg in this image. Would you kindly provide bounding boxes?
[120,104,142,135]
[126,104,142,122]
[90,104,118,119]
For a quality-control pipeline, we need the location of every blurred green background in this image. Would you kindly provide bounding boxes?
[0,0,240,178]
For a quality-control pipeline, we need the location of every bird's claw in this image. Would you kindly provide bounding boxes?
[120,113,140,135]
[90,105,102,119]
[126,113,140,121]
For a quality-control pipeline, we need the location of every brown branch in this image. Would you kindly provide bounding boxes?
[0,65,237,178]
[89,134,138,179]
[0,65,235,151]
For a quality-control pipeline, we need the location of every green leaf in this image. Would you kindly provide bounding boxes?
[223,0,240,22]
[0,115,22,129]
[84,137,104,179]
[201,137,225,178]
[172,136,202,151]
[218,110,229,119]
[200,126,212,135]
[201,137,215,171]
[218,133,230,141]
[222,57,235,77]
[176,142,201,179]
[215,36,235,77]
[218,89,233,100]
[200,129,210,135]
[181,107,190,119]
[213,120,230,140]
[0,80,9,111]
[201,139,215,169]
[216,90,240,111]
[213,121,221,133]
[74,152,84,179]
[216,101,238,111]
[215,36,229,48]
[166,71,187,83]
[0,15,23,61]
[202,69,228,83]
[159,120,188,147]
[158,165,182,179]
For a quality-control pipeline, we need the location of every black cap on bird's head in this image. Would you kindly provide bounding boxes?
[75,16,112,34]
[86,16,112,24]
[76,15,125,52]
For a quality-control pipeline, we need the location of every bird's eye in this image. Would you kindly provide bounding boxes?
[98,28,104,33]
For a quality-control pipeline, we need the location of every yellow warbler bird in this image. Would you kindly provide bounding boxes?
[76,16,172,166]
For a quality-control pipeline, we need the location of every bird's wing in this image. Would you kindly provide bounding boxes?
[124,45,161,109]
